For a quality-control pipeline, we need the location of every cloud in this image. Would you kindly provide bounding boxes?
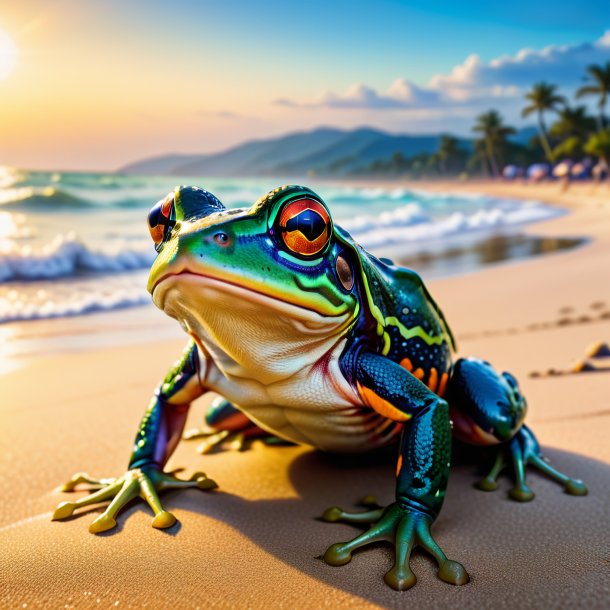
[275,80,442,110]
[275,31,610,111]
[198,110,248,119]
[196,110,270,124]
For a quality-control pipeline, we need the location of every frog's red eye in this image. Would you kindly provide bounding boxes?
[277,199,331,257]
[148,193,176,251]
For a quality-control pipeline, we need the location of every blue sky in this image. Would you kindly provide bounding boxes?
[1,0,609,169]
[116,0,609,88]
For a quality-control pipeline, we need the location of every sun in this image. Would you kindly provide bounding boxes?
[0,28,16,80]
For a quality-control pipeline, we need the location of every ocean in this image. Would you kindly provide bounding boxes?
[0,166,566,327]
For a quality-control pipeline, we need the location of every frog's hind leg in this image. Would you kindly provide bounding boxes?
[447,358,587,501]
[183,396,292,453]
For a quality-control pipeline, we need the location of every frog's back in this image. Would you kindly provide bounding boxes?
[353,239,455,396]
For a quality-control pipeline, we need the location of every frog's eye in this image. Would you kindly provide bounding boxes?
[148,193,176,251]
[277,198,331,257]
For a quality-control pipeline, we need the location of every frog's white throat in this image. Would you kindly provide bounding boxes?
[153,274,353,384]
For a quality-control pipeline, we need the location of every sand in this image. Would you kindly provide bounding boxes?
[1,181,609,609]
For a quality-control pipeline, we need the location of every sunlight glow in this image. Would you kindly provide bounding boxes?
[0,212,19,240]
[0,28,17,80]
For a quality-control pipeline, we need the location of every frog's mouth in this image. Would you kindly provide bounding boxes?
[151,268,354,328]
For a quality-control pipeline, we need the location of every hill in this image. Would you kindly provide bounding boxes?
[119,126,533,177]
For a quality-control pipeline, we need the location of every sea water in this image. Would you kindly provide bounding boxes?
[0,167,566,325]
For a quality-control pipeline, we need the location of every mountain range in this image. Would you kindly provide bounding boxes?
[119,126,537,177]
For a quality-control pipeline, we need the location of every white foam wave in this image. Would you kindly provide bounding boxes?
[345,199,562,250]
[0,284,151,323]
[0,188,565,324]
[0,234,155,282]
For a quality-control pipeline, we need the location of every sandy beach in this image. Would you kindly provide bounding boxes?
[1,180,609,609]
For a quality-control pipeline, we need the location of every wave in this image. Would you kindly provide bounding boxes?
[0,187,93,209]
[344,200,563,250]
[0,235,155,282]
[0,287,151,324]
[0,199,562,283]
[0,192,565,325]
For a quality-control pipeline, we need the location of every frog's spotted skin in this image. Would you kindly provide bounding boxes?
[54,185,588,591]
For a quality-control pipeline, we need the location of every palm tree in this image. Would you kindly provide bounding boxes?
[576,62,610,131]
[437,135,460,174]
[472,110,516,177]
[549,105,596,140]
[522,82,565,161]
[584,129,610,166]
[551,136,584,162]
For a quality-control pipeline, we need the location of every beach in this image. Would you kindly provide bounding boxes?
[1,180,609,609]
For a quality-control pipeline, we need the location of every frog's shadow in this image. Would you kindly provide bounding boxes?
[162,444,609,605]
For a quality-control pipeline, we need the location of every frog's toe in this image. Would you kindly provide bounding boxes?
[151,510,177,529]
[475,477,499,491]
[359,494,380,507]
[183,425,215,440]
[474,450,505,492]
[52,502,77,520]
[321,505,384,524]
[412,513,470,588]
[89,514,117,534]
[527,453,588,497]
[53,479,124,521]
[565,478,588,496]
[321,506,343,522]
[323,543,354,566]
[384,565,417,591]
[155,471,218,492]
[323,512,393,567]
[508,484,535,502]
[58,471,115,492]
[438,560,470,586]
[196,430,231,454]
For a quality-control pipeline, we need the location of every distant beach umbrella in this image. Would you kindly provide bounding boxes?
[552,160,573,178]
[527,163,550,181]
[570,161,591,179]
[502,165,521,179]
[592,161,609,181]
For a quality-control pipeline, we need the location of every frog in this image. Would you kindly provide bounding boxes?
[53,185,588,591]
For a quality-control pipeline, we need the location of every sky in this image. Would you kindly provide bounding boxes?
[0,0,609,171]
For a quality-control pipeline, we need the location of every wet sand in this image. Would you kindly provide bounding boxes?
[1,180,609,609]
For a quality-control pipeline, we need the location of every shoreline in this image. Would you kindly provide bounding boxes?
[1,179,603,369]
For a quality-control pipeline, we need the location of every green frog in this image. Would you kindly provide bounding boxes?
[53,185,587,591]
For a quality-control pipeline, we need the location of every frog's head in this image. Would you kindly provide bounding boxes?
[147,185,360,357]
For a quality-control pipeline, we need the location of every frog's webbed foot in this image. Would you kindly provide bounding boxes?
[321,502,469,591]
[475,425,588,501]
[183,426,292,454]
[183,397,292,453]
[52,468,217,533]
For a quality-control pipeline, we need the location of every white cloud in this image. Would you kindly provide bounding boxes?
[275,31,610,111]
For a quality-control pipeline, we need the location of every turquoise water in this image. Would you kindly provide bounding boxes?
[0,167,563,324]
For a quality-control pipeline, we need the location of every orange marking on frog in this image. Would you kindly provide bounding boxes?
[438,372,449,397]
[357,382,411,423]
[428,367,438,393]
[413,368,425,380]
[400,358,413,371]
[396,454,403,477]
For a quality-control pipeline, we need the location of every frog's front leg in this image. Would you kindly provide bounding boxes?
[322,352,469,591]
[52,340,217,533]
[447,358,588,501]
